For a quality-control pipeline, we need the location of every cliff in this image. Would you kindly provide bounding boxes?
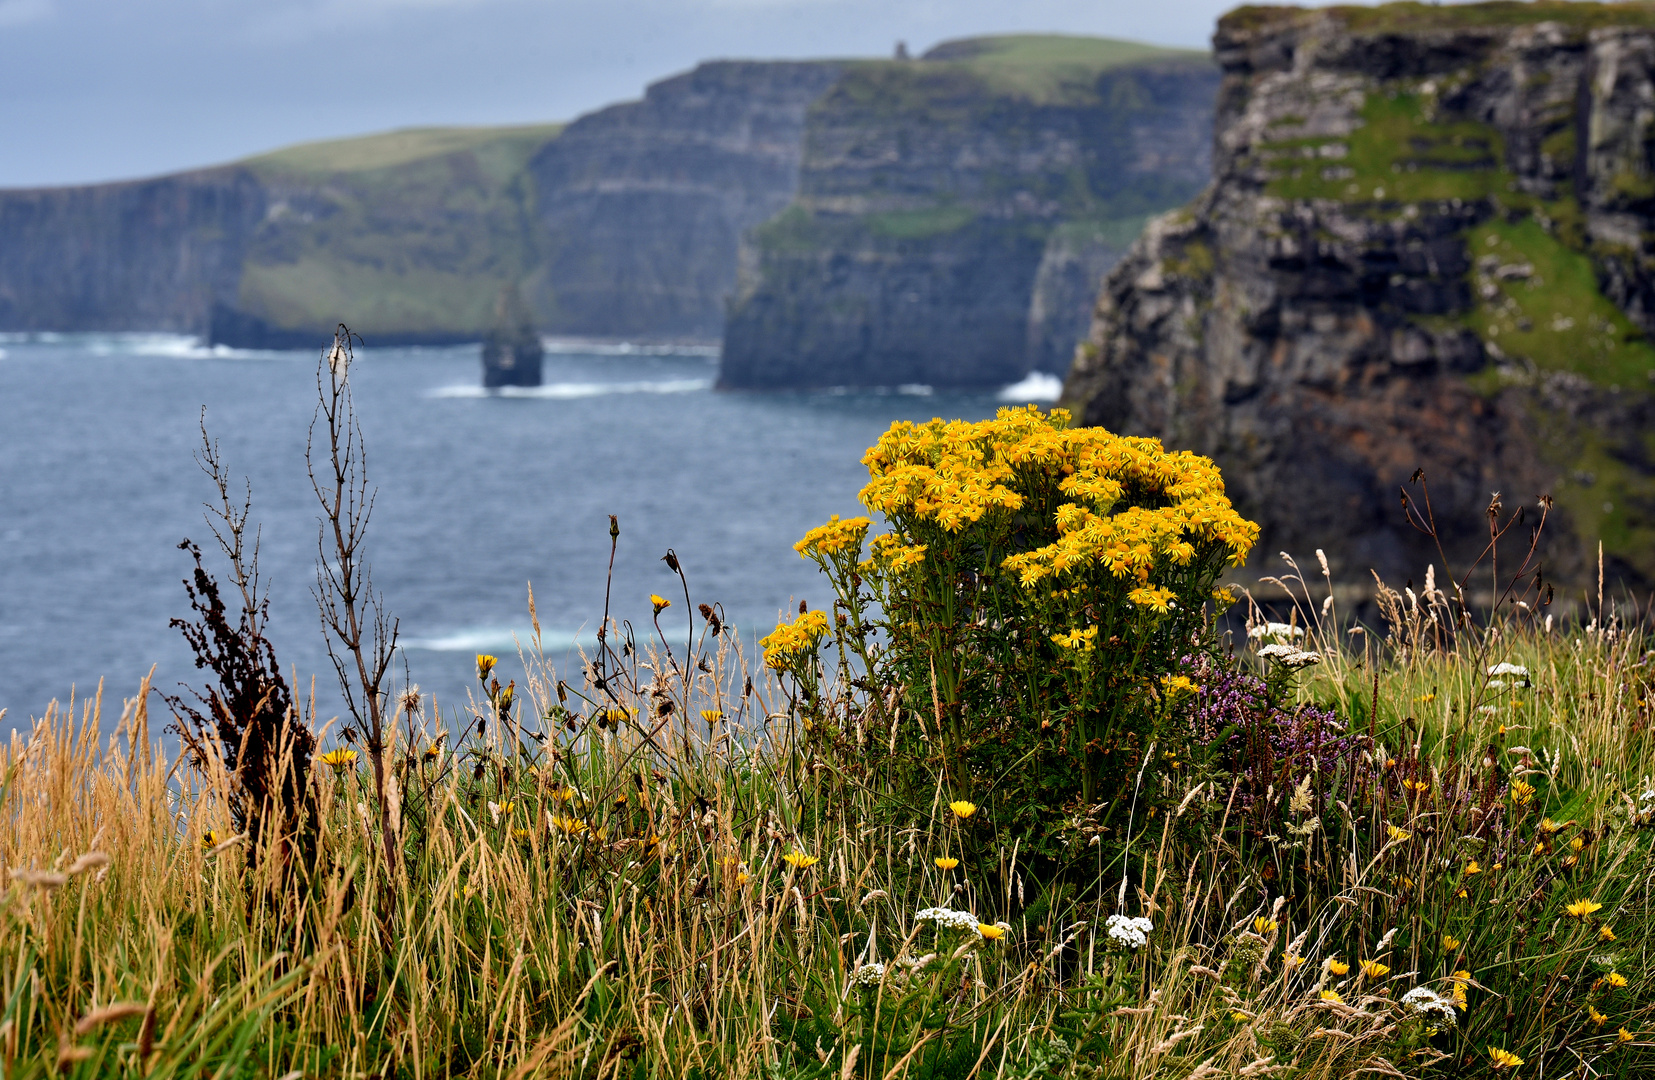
[1061,1,1655,592]
[526,61,844,340]
[718,37,1218,390]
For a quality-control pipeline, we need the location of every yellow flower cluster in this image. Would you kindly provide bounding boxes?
[847,406,1255,590]
[760,609,830,669]
[1051,626,1099,651]
[794,515,872,558]
[867,532,927,572]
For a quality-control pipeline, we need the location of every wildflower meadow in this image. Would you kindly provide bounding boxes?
[2,352,1652,1078]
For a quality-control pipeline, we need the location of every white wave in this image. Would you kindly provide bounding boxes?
[541,338,720,358]
[897,383,934,396]
[426,377,713,400]
[402,625,591,653]
[0,347,7,360]
[998,371,1063,402]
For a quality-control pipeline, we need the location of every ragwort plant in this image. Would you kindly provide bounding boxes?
[776,405,1259,862]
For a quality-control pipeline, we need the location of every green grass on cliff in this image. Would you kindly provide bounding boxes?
[243,124,563,180]
[1227,1,1655,35]
[919,34,1208,105]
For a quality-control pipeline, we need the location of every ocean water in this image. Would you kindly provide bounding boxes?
[0,334,1058,737]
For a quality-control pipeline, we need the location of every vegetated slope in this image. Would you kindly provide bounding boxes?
[525,61,845,340]
[718,35,1218,390]
[1061,1,1655,593]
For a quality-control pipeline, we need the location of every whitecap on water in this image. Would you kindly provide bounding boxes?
[425,378,713,400]
[402,626,591,653]
[997,371,1063,402]
[541,338,720,358]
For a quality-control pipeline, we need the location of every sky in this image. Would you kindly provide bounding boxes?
[0,0,1262,188]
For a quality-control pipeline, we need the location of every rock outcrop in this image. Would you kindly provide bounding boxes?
[481,285,544,387]
[1062,1,1655,593]
[720,38,1218,390]
[526,61,844,340]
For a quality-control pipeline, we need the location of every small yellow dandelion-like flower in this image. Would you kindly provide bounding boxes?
[1510,779,1535,805]
[549,815,587,836]
[1601,925,1617,942]
[1253,916,1278,934]
[935,857,960,870]
[1539,817,1569,835]
[1328,959,1350,976]
[1387,824,1411,842]
[1230,1010,1250,1022]
[1604,971,1629,989]
[1566,899,1603,919]
[700,709,723,724]
[1320,990,1343,1003]
[1451,975,1470,1010]
[319,748,358,769]
[1418,693,1436,704]
[1404,778,1431,794]
[1443,934,1461,951]
[949,800,978,820]
[1456,886,1469,899]
[978,923,1008,940]
[1282,954,1305,971]
[1570,835,1586,851]
[1360,960,1391,980]
[734,871,751,886]
[476,654,497,680]
[1160,674,1198,698]
[1618,1027,1634,1044]
[1589,1005,1609,1026]
[1465,860,1483,876]
[422,742,441,762]
[512,827,532,841]
[783,850,819,869]
[1489,1047,1523,1069]
[1563,854,1580,869]
[650,594,671,615]
[201,830,222,851]
[1398,875,1415,891]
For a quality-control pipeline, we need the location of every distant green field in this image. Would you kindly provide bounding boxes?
[920,33,1209,105]
[243,124,564,179]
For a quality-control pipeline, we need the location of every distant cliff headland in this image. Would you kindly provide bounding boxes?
[1061,0,1655,593]
[0,35,1216,390]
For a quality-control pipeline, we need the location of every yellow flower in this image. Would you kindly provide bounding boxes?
[949,800,978,820]
[200,830,221,851]
[1282,954,1305,971]
[1465,860,1483,876]
[650,594,671,614]
[1604,972,1629,989]
[1161,674,1198,698]
[422,742,441,762]
[1230,1010,1250,1022]
[1253,916,1278,934]
[794,515,872,559]
[1566,899,1603,919]
[734,871,751,886]
[1404,778,1431,794]
[549,815,587,836]
[1489,1047,1523,1069]
[1320,990,1343,1003]
[476,654,497,680]
[1570,836,1586,851]
[1589,1005,1609,1026]
[1539,817,1569,835]
[978,923,1008,940]
[1328,959,1350,976]
[700,709,723,724]
[1601,925,1617,942]
[1618,1027,1634,1044]
[1360,960,1390,980]
[1442,934,1461,951]
[1451,971,1471,1010]
[319,748,358,769]
[935,857,960,870]
[1417,693,1436,704]
[760,610,830,670]
[1387,824,1411,842]
[782,850,819,869]
[1510,779,1535,805]
[512,827,532,841]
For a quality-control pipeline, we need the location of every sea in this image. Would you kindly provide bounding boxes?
[0,333,1062,738]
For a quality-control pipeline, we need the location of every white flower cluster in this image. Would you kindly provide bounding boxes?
[1401,987,1458,1027]
[1250,622,1305,642]
[1487,662,1529,678]
[850,962,886,987]
[916,907,981,932]
[1105,914,1154,950]
[1258,643,1322,669]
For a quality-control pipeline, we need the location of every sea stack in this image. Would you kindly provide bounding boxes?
[481,285,543,388]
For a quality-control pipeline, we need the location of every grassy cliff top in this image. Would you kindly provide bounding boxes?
[910,33,1210,105]
[242,124,564,179]
[1226,1,1655,35]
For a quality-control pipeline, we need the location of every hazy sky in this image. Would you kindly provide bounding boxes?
[0,0,1263,188]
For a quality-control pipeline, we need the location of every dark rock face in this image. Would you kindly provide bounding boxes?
[481,286,543,388]
[719,53,1219,390]
[1061,3,1655,593]
[527,61,844,340]
[0,168,266,333]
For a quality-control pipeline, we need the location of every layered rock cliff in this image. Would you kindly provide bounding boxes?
[720,37,1218,390]
[526,61,843,340]
[1062,1,1655,592]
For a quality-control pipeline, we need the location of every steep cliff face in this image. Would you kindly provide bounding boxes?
[0,167,265,333]
[1061,2,1655,591]
[719,37,1218,390]
[527,61,844,340]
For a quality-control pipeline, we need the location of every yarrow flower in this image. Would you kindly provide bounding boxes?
[1105,913,1154,950]
[1249,621,1305,642]
[1258,643,1322,669]
[850,962,886,987]
[916,907,982,933]
[1401,987,1458,1027]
